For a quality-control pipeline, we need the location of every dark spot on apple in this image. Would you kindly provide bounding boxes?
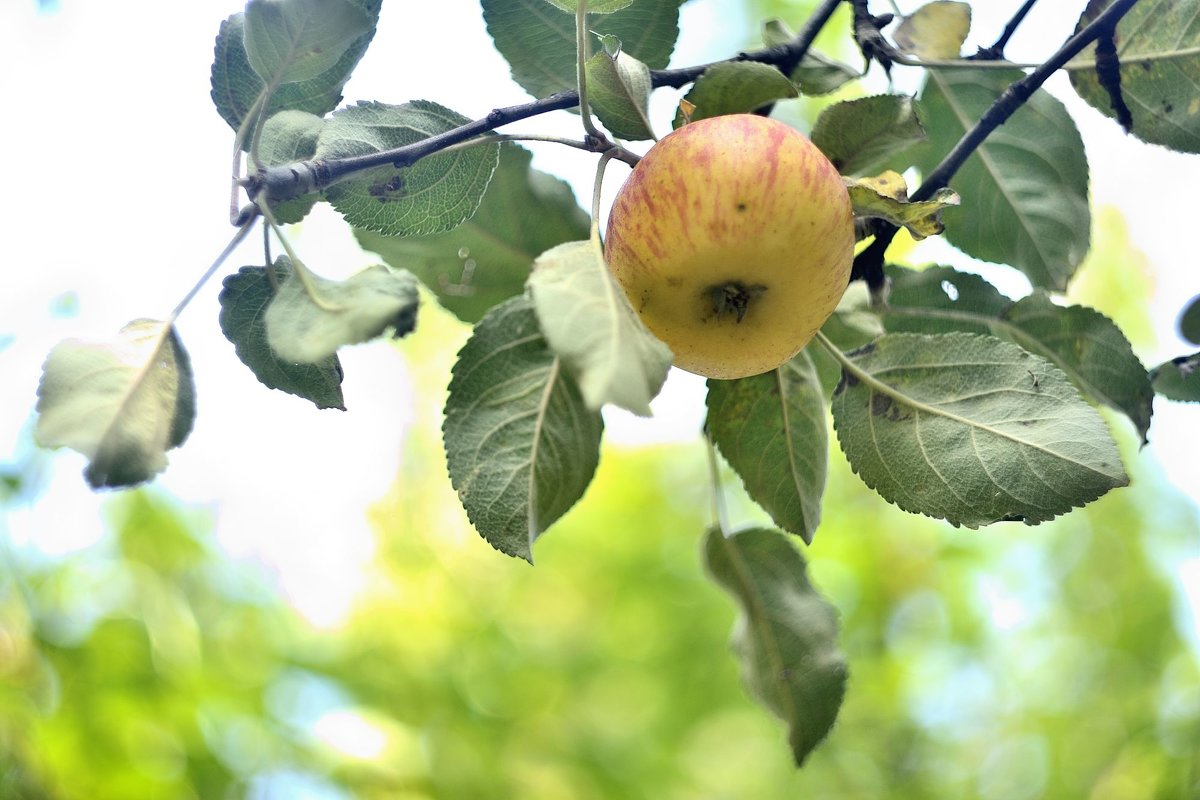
[667,276,683,288]
[736,202,747,212]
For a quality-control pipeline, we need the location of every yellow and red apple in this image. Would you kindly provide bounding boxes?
[604,114,854,380]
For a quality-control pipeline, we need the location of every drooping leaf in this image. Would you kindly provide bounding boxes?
[703,526,848,766]
[482,0,680,100]
[894,1,972,59]
[528,241,671,416]
[256,110,324,223]
[443,296,604,561]
[911,69,1091,290]
[830,332,1129,526]
[36,320,196,489]
[845,171,959,240]
[263,262,419,364]
[542,0,635,14]
[706,350,827,544]
[316,101,500,236]
[218,260,345,410]
[1069,0,1200,153]
[243,0,372,84]
[884,266,1154,443]
[1180,293,1200,345]
[585,44,655,140]
[1151,353,1200,402]
[671,62,797,128]
[762,19,860,95]
[811,95,926,175]
[355,145,589,323]
[210,5,378,145]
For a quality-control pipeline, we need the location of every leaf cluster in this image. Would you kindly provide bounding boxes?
[29,0,1200,770]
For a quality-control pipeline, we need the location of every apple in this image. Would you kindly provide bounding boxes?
[604,114,854,380]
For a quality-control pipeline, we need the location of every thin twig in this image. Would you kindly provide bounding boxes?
[170,212,259,321]
[973,0,1040,60]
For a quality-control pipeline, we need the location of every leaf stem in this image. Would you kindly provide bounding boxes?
[170,213,260,322]
[575,0,603,140]
[704,432,732,538]
[590,150,617,245]
[257,202,343,312]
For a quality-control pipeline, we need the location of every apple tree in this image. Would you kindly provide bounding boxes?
[31,0,1200,766]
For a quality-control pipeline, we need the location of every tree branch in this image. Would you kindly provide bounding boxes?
[852,0,1141,290]
[971,0,1039,61]
[251,0,845,206]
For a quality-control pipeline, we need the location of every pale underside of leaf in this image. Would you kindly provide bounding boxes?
[35,320,195,489]
[704,527,847,766]
[882,268,1154,443]
[264,263,419,364]
[831,333,1128,527]
[529,241,671,416]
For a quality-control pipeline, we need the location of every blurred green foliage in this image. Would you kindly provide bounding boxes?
[3,292,1198,797]
[1,3,1197,798]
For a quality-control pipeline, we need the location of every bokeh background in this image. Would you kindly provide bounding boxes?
[2,1,1198,798]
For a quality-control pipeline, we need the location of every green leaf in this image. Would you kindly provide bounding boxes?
[845,171,959,240]
[911,69,1091,291]
[263,262,419,364]
[1179,293,1200,345]
[528,241,671,415]
[884,266,1155,443]
[482,0,679,100]
[1151,353,1200,402]
[585,46,655,140]
[316,101,501,237]
[36,320,196,489]
[884,263,1011,330]
[706,351,827,544]
[210,6,378,145]
[542,0,635,13]
[1069,0,1200,153]
[218,260,345,410]
[830,332,1129,526]
[355,145,589,323]
[703,527,847,766]
[762,19,860,96]
[444,296,604,561]
[894,1,972,59]
[243,0,372,84]
[672,62,797,128]
[257,110,324,224]
[811,95,926,175]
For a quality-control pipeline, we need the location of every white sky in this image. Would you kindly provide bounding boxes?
[1,0,1197,625]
